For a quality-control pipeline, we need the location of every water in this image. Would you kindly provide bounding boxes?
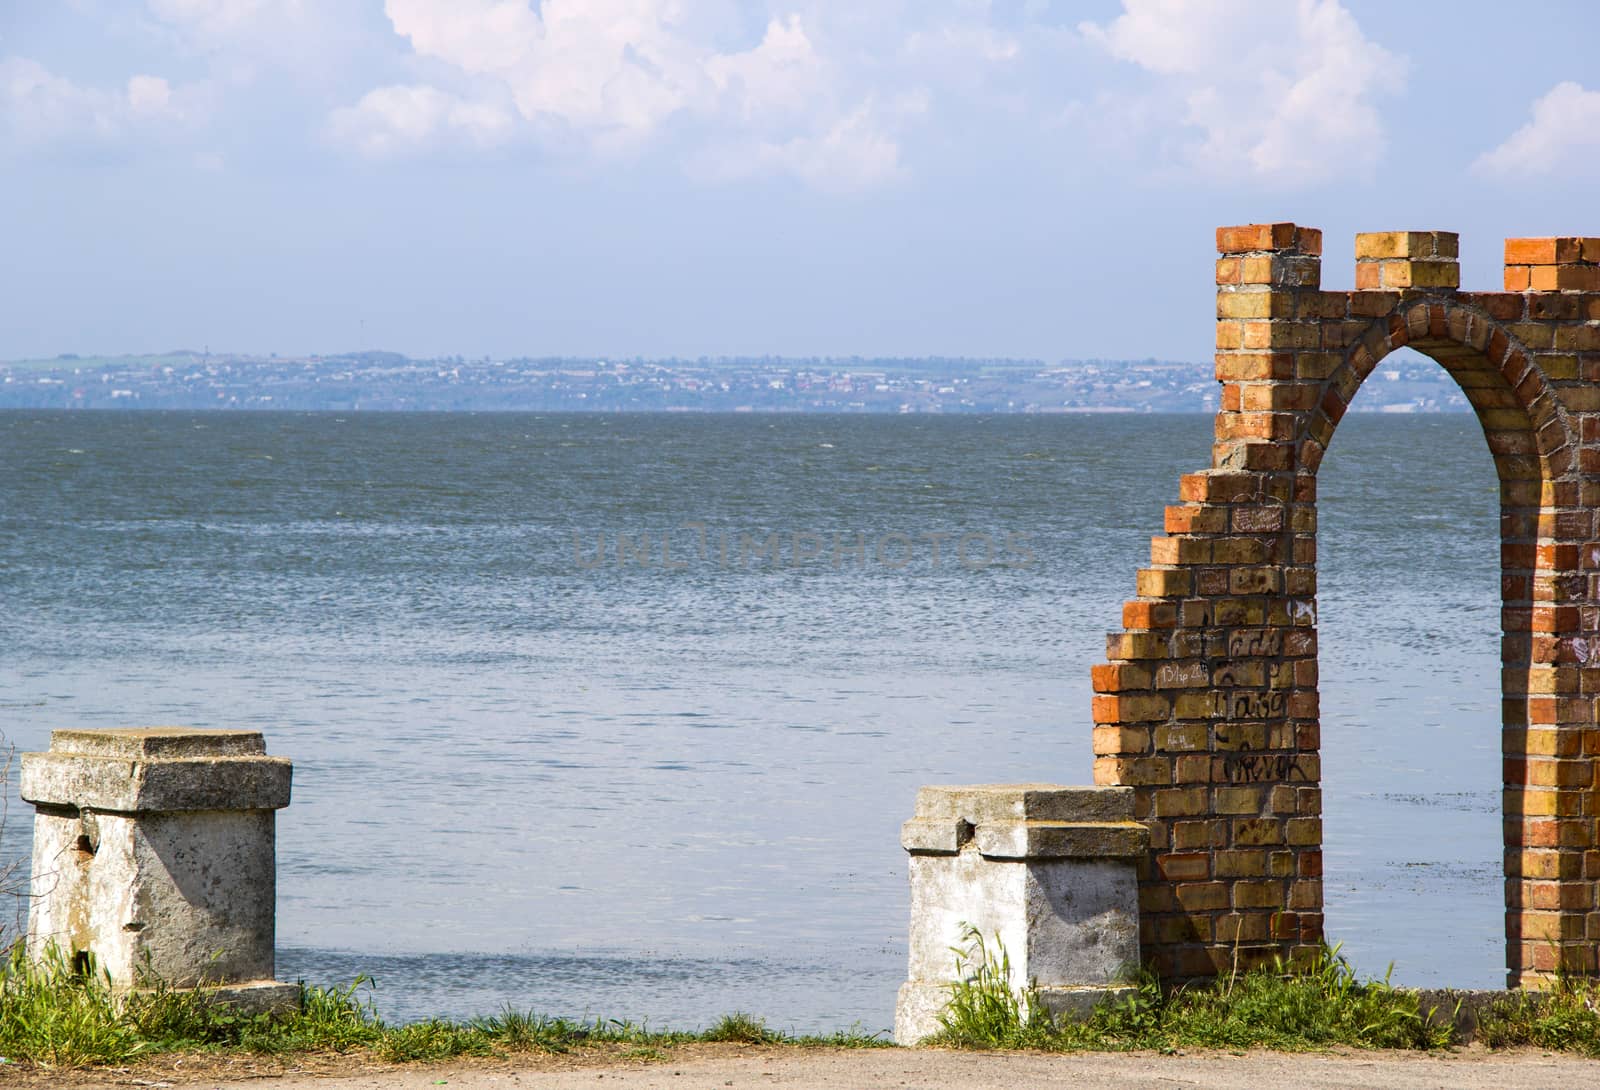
[0,409,1503,1030]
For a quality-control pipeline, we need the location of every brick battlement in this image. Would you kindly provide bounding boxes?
[1505,237,1600,292]
[1095,223,1600,988]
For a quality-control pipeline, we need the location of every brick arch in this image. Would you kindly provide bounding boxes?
[1296,299,1575,475]
[1092,225,1598,988]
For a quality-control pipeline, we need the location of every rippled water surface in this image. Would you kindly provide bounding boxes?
[0,409,1503,1029]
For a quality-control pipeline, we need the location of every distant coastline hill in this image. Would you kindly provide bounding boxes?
[0,351,1471,413]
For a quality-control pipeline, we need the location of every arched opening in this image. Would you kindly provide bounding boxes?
[1317,346,1503,986]
[1298,300,1581,988]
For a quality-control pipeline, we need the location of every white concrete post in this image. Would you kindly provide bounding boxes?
[21,728,297,1011]
[895,784,1147,1044]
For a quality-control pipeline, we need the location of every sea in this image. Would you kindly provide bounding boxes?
[0,409,1504,1032]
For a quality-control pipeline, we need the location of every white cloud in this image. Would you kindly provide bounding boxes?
[142,0,372,83]
[327,83,514,156]
[342,0,907,192]
[1079,0,1405,185]
[126,74,175,116]
[706,15,825,122]
[146,0,276,39]
[902,22,1020,66]
[386,0,709,138]
[756,103,905,193]
[382,0,544,75]
[689,99,909,193]
[143,0,330,54]
[1,58,117,143]
[1081,0,1232,76]
[1475,82,1600,178]
[0,57,206,152]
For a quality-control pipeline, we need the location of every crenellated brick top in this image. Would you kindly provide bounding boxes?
[1506,237,1600,292]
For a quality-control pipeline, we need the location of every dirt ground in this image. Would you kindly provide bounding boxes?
[3,1043,1598,1090]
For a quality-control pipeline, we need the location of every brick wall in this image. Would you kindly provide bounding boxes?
[1094,223,1600,987]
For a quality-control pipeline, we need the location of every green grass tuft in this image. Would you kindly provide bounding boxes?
[0,945,889,1069]
[21,926,1600,1067]
[0,946,151,1067]
[468,1008,581,1053]
[1113,948,1453,1052]
[377,1019,493,1063]
[929,925,1051,1049]
[1476,981,1600,1056]
[700,1012,782,1044]
[927,929,1454,1053]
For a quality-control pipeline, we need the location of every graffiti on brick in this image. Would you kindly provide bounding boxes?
[1226,629,1283,657]
[1221,749,1313,785]
[1228,691,1286,720]
[1213,665,1260,688]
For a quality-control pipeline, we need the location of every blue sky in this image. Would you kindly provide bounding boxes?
[4,0,1598,362]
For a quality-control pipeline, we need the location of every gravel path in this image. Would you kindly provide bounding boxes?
[159,1046,1600,1090]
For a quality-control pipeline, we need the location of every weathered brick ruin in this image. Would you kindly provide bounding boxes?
[1094,224,1600,987]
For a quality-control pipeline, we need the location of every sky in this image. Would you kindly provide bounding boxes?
[3,0,1599,363]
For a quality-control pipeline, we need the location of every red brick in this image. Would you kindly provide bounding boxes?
[1506,238,1589,265]
[1124,600,1178,629]
[1218,223,1299,254]
[1157,852,1211,881]
[1091,662,1153,693]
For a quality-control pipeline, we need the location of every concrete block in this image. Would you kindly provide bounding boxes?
[895,784,1146,1044]
[23,728,296,1009]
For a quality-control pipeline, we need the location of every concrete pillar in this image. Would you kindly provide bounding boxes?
[895,784,1146,1044]
[21,728,296,1011]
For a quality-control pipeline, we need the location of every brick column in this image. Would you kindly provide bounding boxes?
[1094,223,1325,980]
[1497,235,1599,984]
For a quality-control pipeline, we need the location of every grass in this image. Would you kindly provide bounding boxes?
[7,933,1600,1069]
[926,925,1458,1052]
[0,945,889,1070]
[0,785,1597,1076]
[933,927,1047,1046]
[1476,984,1600,1057]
